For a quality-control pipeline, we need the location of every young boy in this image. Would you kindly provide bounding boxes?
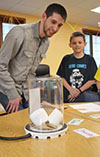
[57,32,99,102]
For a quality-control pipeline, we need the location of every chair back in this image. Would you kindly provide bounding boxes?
[35,64,50,77]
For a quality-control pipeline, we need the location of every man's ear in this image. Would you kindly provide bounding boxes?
[41,12,47,21]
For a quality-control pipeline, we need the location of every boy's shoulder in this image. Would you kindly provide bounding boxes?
[63,53,73,59]
[84,54,94,60]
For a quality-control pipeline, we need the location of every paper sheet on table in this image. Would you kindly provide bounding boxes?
[69,103,100,113]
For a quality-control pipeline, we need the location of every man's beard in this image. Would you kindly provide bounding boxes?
[43,21,54,38]
[43,23,49,37]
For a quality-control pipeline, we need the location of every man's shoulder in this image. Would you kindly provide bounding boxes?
[18,22,38,29]
[5,25,25,40]
[12,22,38,33]
[15,22,39,39]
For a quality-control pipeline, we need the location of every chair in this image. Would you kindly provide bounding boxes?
[35,64,50,77]
[90,83,98,92]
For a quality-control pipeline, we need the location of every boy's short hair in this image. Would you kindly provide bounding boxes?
[70,32,85,43]
[45,3,67,22]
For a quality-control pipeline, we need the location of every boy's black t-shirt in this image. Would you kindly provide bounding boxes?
[57,54,97,102]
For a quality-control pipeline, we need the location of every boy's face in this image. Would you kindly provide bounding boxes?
[42,12,65,37]
[69,36,87,54]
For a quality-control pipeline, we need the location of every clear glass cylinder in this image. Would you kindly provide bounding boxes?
[28,76,64,132]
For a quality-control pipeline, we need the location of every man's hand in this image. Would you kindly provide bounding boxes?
[6,97,22,113]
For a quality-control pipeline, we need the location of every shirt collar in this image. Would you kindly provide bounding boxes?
[32,21,48,41]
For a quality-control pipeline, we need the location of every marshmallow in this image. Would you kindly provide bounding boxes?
[48,108,63,126]
[30,108,48,126]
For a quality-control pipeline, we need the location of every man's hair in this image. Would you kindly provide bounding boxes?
[45,3,67,22]
[70,32,85,43]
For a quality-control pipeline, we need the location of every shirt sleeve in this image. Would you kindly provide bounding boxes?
[0,26,24,100]
[94,65,100,81]
[88,56,97,80]
[56,57,66,78]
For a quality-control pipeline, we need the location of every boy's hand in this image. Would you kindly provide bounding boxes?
[69,88,80,97]
[68,88,81,101]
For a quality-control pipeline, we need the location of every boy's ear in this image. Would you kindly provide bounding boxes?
[84,42,87,46]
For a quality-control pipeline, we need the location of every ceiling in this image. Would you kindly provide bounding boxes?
[0,0,100,28]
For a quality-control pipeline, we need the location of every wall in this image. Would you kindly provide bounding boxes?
[0,10,99,75]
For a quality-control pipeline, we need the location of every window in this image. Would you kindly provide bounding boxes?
[83,28,100,67]
[84,34,91,55]
[2,23,16,41]
[93,35,100,67]
[0,15,26,47]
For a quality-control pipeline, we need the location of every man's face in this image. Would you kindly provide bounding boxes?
[42,12,65,37]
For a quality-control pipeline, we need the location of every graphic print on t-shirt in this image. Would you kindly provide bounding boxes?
[70,69,84,88]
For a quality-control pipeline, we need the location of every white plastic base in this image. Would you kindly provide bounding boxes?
[24,123,68,139]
